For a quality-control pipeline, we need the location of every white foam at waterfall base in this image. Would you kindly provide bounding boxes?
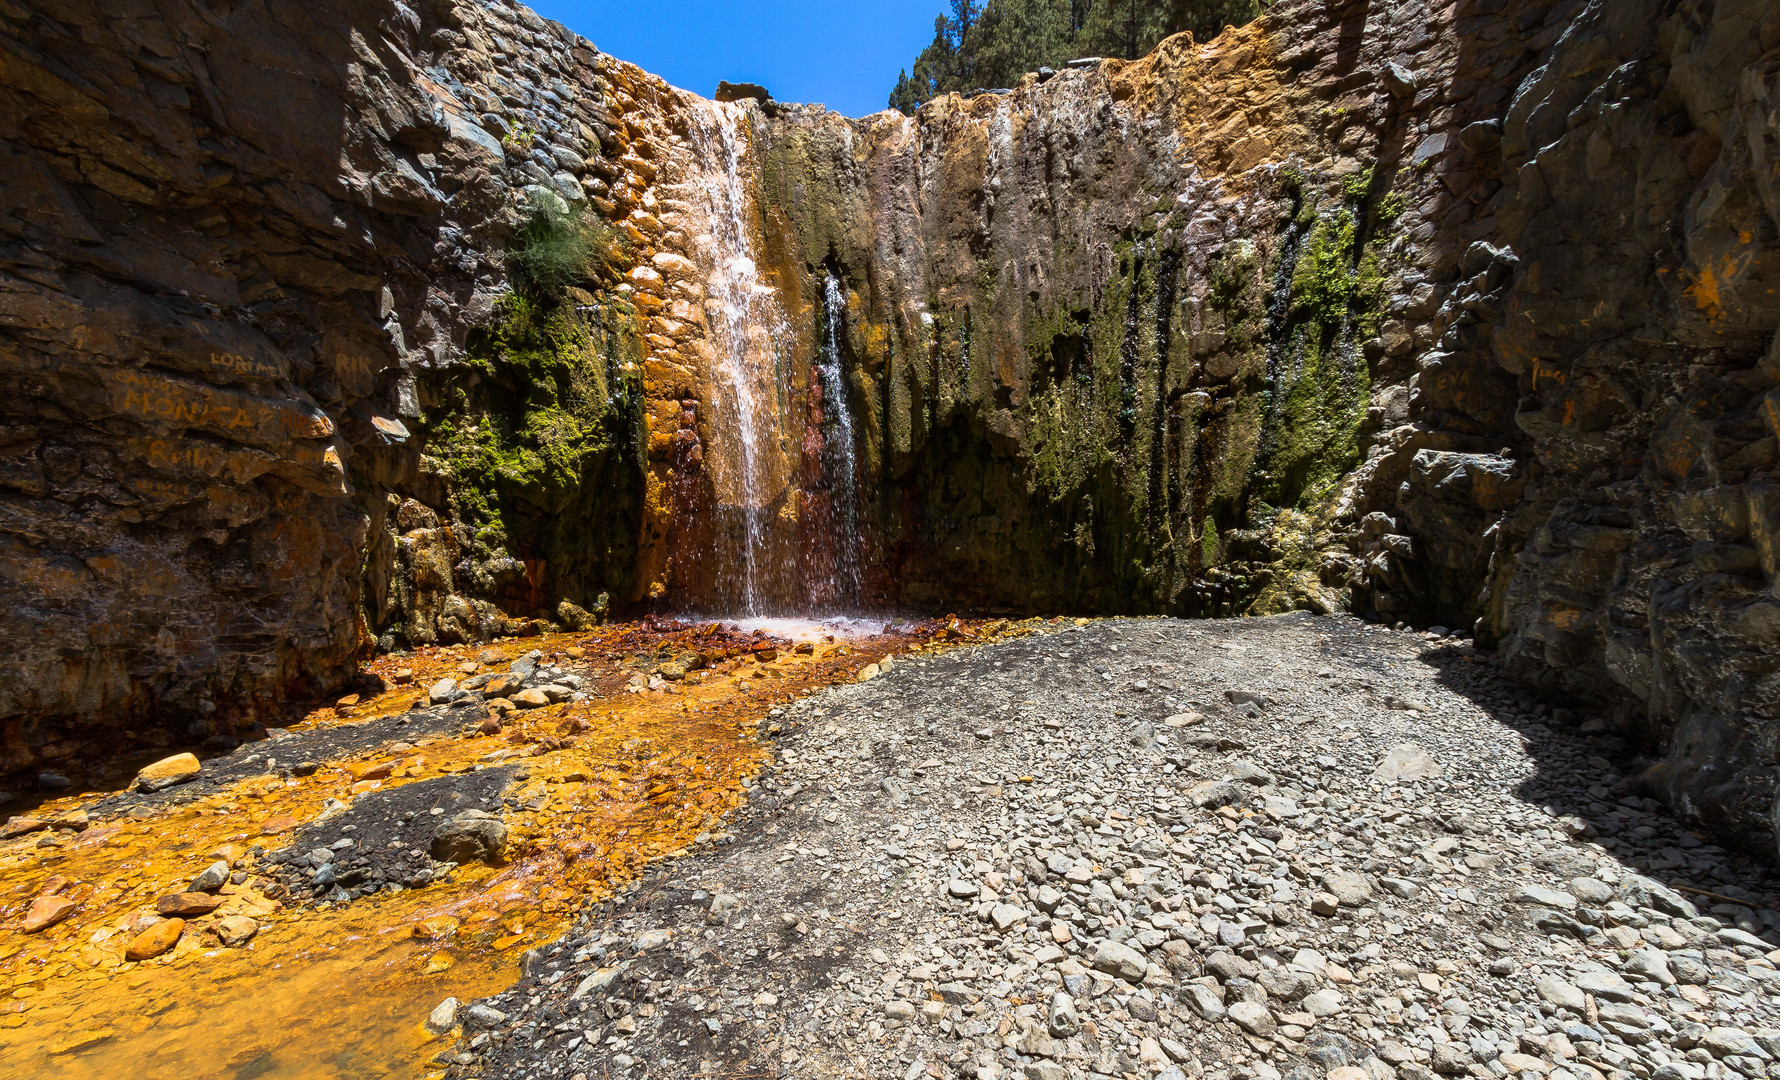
[709,616,889,642]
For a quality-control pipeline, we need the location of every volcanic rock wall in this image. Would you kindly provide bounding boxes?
[5,0,1780,856]
[748,0,1549,617]
[733,0,1780,853]
[0,0,661,765]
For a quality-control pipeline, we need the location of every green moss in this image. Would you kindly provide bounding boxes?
[416,292,646,611]
[1256,180,1388,514]
[1374,189,1407,222]
[1290,209,1360,325]
[1354,241,1387,340]
[1206,240,1266,357]
[1265,330,1367,507]
[1201,514,1221,567]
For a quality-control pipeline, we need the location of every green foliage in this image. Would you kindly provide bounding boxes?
[1264,328,1367,507]
[501,124,539,153]
[1256,174,1396,511]
[1289,210,1359,325]
[431,294,642,537]
[1353,242,1387,339]
[1340,166,1374,203]
[1374,189,1407,222]
[508,188,604,297]
[889,0,1267,113]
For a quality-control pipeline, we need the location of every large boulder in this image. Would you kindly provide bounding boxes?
[429,811,508,865]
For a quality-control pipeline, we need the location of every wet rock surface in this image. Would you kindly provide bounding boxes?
[263,767,519,902]
[448,618,1780,1080]
[73,648,573,820]
[80,701,485,816]
[0,622,865,1079]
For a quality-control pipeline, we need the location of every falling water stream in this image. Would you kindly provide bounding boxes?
[684,101,790,616]
[679,104,871,619]
[815,271,864,607]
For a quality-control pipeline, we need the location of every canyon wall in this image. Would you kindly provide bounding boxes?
[4,0,1780,855]
[0,0,656,764]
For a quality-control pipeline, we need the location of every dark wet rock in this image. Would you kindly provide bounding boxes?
[264,767,517,904]
[85,703,480,818]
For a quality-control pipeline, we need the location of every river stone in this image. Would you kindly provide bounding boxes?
[189,860,230,893]
[1188,780,1249,809]
[1230,759,1273,785]
[21,895,77,933]
[990,903,1028,931]
[1573,966,1635,1002]
[1323,870,1373,906]
[1228,1000,1276,1036]
[425,997,459,1034]
[125,918,184,961]
[155,892,225,916]
[1431,1044,1474,1074]
[216,915,259,946]
[1569,877,1614,904]
[1373,743,1444,781]
[134,753,201,792]
[1185,984,1226,1021]
[1089,939,1148,982]
[1047,991,1080,1037]
[1535,976,1585,1011]
[464,1004,508,1028]
[1514,885,1578,912]
[430,812,508,864]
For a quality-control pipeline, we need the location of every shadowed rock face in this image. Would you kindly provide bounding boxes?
[4,0,1780,855]
[0,0,466,762]
[0,0,656,767]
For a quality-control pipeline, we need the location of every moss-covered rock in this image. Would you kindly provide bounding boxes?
[387,292,644,645]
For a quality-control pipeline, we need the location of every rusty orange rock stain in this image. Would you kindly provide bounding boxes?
[1682,248,1753,323]
[0,617,994,1080]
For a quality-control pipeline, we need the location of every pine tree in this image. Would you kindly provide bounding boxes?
[888,0,1266,115]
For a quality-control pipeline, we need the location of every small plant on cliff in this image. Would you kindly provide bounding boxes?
[508,188,602,297]
[1340,166,1374,203]
[1290,209,1359,325]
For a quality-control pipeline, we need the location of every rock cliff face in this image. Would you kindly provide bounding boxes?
[0,0,656,765]
[4,0,1780,856]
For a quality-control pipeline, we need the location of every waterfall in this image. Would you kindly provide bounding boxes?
[671,107,872,618]
[815,271,863,607]
[683,100,790,616]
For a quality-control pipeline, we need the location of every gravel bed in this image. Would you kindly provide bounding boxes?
[419,615,1780,1080]
[261,766,522,902]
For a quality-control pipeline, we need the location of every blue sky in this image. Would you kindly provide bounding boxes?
[524,1,943,118]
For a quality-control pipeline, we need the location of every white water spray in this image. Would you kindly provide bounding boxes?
[684,101,789,615]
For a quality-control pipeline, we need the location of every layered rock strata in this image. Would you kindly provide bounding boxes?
[5,0,1780,856]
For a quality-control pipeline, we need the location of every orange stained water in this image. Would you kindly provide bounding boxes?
[0,620,916,1080]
